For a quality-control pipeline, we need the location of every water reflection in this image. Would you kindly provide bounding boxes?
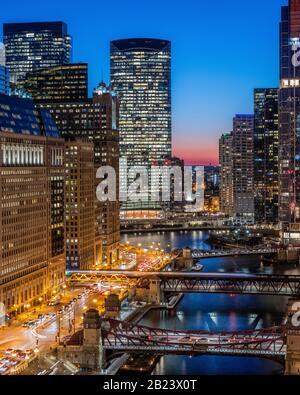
[122,230,300,375]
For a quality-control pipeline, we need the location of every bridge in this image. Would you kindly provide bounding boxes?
[190,247,277,259]
[67,270,300,297]
[75,318,286,359]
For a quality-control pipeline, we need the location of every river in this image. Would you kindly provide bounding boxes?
[121,230,300,375]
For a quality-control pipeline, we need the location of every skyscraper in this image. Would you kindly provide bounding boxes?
[65,138,95,270]
[20,63,88,102]
[3,22,72,88]
[279,1,300,229]
[254,88,279,224]
[0,93,65,315]
[39,82,120,267]
[278,0,300,246]
[110,38,171,215]
[232,115,255,223]
[219,133,234,216]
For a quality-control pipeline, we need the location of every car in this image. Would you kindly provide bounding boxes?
[48,301,60,306]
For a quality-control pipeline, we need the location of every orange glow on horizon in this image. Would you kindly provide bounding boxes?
[173,140,219,166]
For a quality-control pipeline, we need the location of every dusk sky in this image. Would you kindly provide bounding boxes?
[0,0,285,165]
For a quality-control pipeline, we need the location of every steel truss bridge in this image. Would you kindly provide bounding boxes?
[190,248,277,259]
[67,270,300,296]
[100,318,287,359]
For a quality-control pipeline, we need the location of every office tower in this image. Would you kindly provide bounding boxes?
[110,38,171,215]
[219,133,234,216]
[93,83,120,267]
[20,63,88,102]
[254,88,279,224]
[0,93,65,315]
[65,139,95,270]
[279,0,300,233]
[3,22,72,88]
[232,115,255,223]
[39,82,120,267]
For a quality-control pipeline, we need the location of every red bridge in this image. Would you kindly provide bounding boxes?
[99,318,287,359]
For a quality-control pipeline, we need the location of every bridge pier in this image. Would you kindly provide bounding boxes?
[135,278,164,304]
[82,309,106,371]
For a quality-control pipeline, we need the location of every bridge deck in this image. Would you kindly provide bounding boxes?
[67,270,300,282]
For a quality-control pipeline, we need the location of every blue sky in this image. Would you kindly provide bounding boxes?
[0,0,285,164]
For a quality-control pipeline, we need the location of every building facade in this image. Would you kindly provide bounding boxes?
[254,88,279,224]
[65,139,95,270]
[232,115,255,223]
[279,0,300,230]
[0,65,9,95]
[204,166,220,213]
[20,63,88,102]
[0,42,9,95]
[3,22,72,89]
[110,38,171,214]
[0,93,65,314]
[39,82,120,267]
[219,133,234,216]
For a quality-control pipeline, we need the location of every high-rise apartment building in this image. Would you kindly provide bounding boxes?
[39,82,120,267]
[0,93,65,314]
[20,63,88,102]
[219,133,234,216]
[3,22,72,88]
[254,88,279,224]
[110,38,171,214]
[65,139,95,270]
[279,0,300,229]
[232,115,255,223]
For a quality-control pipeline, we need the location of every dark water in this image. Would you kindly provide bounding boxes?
[121,230,300,375]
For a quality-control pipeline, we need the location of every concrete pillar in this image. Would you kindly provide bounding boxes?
[149,279,163,304]
[82,309,106,370]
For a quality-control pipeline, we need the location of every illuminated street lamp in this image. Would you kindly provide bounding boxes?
[62,284,67,296]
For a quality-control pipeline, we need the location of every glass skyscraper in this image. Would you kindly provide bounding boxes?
[110,38,171,214]
[3,22,72,88]
[232,115,255,223]
[279,0,300,227]
[254,88,279,224]
[20,63,88,102]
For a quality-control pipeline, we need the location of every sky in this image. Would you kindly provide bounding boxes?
[0,0,285,165]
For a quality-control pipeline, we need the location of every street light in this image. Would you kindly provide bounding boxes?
[62,284,67,296]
